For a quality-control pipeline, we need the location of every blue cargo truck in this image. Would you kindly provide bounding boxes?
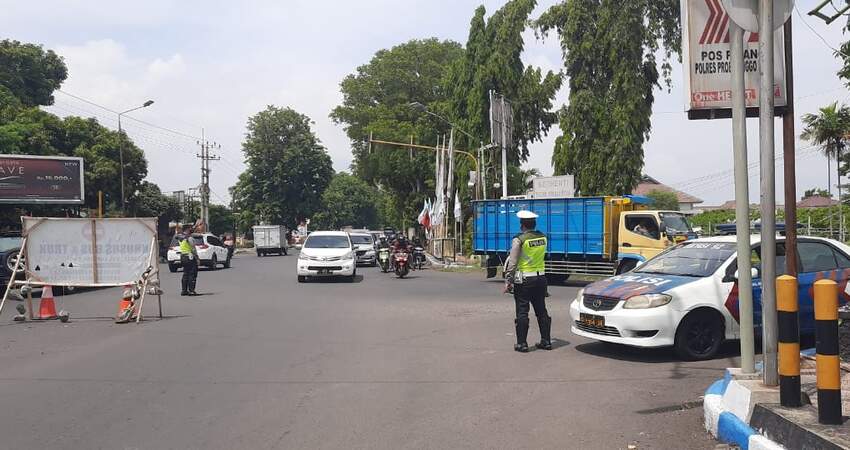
[473,196,695,282]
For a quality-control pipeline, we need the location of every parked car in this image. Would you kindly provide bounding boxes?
[297,231,356,282]
[167,233,231,272]
[0,232,23,287]
[350,232,376,266]
[570,235,850,360]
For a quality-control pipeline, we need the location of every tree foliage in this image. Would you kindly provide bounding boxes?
[129,181,183,238]
[208,204,236,236]
[445,0,562,179]
[311,173,384,230]
[0,40,67,107]
[537,0,680,195]
[0,40,150,218]
[231,106,334,228]
[804,187,831,199]
[646,189,679,211]
[331,38,464,228]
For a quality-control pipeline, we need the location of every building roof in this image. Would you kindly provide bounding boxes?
[797,195,839,208]
[632,175,703,205]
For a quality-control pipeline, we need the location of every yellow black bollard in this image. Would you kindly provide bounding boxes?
[777,275,801,407]
[814,279,843,425]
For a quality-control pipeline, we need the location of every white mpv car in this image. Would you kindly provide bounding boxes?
[297,231,356,282]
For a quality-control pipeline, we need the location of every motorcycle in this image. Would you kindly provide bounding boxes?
[393,251,410,278]
[413,246,425,270]
[378,247,390,273]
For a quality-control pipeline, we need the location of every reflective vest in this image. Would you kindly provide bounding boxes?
[517,230,546,273]
[179,238,194,257]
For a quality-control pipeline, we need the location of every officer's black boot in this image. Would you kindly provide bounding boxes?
[536,315,553,350]
[181,278,188,296]
[514,318,530,353]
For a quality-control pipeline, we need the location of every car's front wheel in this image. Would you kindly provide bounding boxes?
[674,309,724,360]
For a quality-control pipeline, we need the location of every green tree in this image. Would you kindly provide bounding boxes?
[208,204,236,236]
[231,106,334,228]
[129,181,183,237]
[801,102,850,207]
[646,189,679,211]
[445,1,562,188]
[0,40,67,107]
[331,38,464,228]
[312,173,383,230]
[537,0,680,195]
[803,187,831,199]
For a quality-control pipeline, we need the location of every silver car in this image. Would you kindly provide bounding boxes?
[349,233,377,266]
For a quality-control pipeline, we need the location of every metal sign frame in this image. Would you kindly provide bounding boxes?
[0,154,85,204]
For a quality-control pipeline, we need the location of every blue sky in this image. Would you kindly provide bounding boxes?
[1,0,848,206]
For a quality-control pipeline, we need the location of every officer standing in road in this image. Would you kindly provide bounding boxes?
[179,226,199,296]
[503,210,552,352]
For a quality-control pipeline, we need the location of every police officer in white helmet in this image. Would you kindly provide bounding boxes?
[503,210,552,352]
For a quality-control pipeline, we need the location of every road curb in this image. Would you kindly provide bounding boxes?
[703,369,786,450]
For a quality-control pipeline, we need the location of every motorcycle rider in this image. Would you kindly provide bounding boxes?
[503,210,552,352]
[391,234,413,270]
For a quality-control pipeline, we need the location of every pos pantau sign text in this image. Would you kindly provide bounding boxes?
[0,155,85,204]
[681,0,787,119]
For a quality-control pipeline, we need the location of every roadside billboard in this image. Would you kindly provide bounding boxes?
[682,0,786,119]
[0,155,85,204]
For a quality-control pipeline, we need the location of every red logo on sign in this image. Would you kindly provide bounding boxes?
[699,0,759,45]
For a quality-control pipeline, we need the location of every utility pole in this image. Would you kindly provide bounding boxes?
[758,0,778,387]
[196,129,220,227]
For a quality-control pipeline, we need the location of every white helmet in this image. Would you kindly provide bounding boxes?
[516,210,538,219]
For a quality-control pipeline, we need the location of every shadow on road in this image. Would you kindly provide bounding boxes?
[575,340,740,364]
[303,275,365,284]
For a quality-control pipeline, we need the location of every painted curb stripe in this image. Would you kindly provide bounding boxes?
[717,411,756,449]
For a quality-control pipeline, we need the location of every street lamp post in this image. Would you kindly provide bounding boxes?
[118,100,154,214]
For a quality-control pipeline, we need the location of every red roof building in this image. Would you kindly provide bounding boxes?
[632,175,703,211]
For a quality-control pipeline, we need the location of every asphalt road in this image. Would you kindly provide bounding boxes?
[0,251,739,449]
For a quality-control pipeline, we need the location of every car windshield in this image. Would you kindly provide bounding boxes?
[304,235,350,249]
[0,236,21,253]
[660,212,692,233]
[350,235,372,244]
[635,241,736,277]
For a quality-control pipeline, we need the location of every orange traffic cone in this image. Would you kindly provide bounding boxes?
[117,285,133,316]
[38,285,58,320]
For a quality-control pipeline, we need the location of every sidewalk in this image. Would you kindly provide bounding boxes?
[704,355,850,449]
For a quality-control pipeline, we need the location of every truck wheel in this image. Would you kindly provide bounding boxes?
[168,263,178,273]
[616,259,638,274]
[674,309,724,361]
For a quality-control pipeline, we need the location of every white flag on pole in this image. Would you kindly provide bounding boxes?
[454,191,461,222]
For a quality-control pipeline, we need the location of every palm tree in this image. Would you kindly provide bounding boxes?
[801,102,850,238]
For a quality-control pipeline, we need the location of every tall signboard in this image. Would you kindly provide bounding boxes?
[530,175,575,199]
[682,0,786,119]
[0,155,85,204]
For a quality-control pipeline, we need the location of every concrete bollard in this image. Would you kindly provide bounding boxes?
[814,279,843,425]
[777,275,801,407]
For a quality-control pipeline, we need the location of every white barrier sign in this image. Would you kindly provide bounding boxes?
[23,217,157,286]
[682,0,786,113]
[531,175,575,199]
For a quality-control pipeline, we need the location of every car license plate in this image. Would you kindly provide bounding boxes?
[580,313,605,328]
[318,269,331,275]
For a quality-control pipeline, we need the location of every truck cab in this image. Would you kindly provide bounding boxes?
[616,210,694,273]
